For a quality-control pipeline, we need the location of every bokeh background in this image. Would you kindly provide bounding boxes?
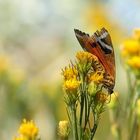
[0,0,140,139]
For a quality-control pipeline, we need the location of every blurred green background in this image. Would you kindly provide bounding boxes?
[0,0,139,139]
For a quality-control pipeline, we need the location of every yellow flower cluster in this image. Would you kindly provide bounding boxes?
[121,29,140,73]
[89,72,104,84]
[64,79,81,92]
[96,92,108,103]
[76,51,99,75]
[62,66,78,80]
[76,51,96,64]
[121,39,140,57]
[62,66,80,91]
[13,119,39,140]
[127,56,140,69]
[58,120,69,138]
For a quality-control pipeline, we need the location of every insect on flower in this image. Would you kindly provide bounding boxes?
[74,28,115,94]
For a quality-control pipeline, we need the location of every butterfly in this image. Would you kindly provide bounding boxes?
[74,27,115,94]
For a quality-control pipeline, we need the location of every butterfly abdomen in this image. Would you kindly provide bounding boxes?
[92,58,105,73]
[103,74,115,93]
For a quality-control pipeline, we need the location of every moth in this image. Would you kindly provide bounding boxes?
[74,28,115,94]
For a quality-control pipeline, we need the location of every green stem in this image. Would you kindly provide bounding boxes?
[79,95,84,126]
[84,100,91,132]
[90,109,98,140]
[79,73,86,140]
[79,94,84,140]
[129,116,137,140]
[84,94,87,128]
[72,105,79,140]
[90,124,97,140]
[79,74,85,126]
[128,81,140,140]
[128,80,140,140]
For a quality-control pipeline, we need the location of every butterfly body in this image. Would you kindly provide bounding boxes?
[74,28,115,94]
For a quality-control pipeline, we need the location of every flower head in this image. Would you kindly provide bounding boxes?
[19,119,38,139]
[121,39,140,57]
[95,92,108,103]
[89,72,104,84]
[76,51,98,74]
[120,29,140,77]
[76,51,95,64]
[62,66,78,80]
[58,120,69,139]
[127,56,140,69]
[63,79,80,92]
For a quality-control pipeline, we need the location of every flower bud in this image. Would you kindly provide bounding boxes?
[58,120,70,139]
[88,82,98,96]
[95,92,108,104]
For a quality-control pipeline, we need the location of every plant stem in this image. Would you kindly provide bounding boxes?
[79,95,84,126]
[89,109,98,140]
[84,100,91,132]
[129,115,137,140]
[84,94,87,128]
[79,93,84,140]
[128,81,140,140]
[72,105,79,140]
[79,73,86,140]
[90,124,97,140]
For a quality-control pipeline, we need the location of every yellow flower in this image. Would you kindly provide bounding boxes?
[89,72,104,84]
[133,28,140,40]
[127,56,140,69]
[76,51,98,74]
[96,92,108,103]
[58,120,69,138]
[63,79,80,92]
[62,66,78,80]
[88,81,98,96]
[19,119,38,139]
[121,39,140,56]
[76,51,96,64]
